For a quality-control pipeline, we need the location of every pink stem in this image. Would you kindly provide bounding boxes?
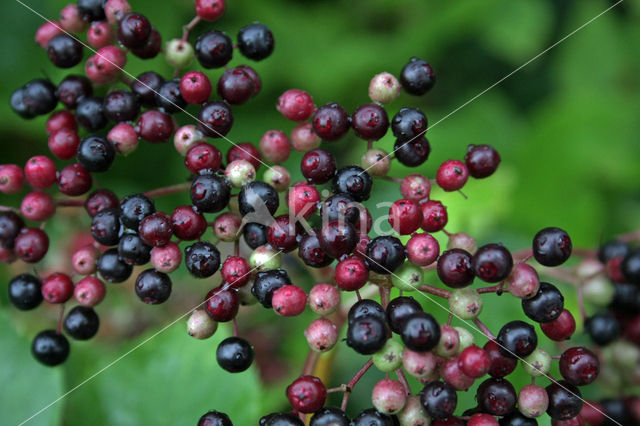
[473,318,496,340]
[143,182,191,198]
[419,284,451,299]
[341,358,374,411]
[56,199,84,207]
[56,304,66,334]
[182,16,201,40]
[395,368,411,394]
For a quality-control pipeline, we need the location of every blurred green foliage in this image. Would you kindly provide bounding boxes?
[1,0,639,424]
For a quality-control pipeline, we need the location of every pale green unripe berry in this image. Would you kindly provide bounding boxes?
[165,39,194,69]
[263,166,291,192]
[449,287,483,320]
[187,309,218,339]
[582,275,615,307]
[522,347,551,377]
[361,149,391,177]
[391,262,423,292]
[368,72,401,104]
[373,339,404,372]
[225,159,256,188]
[398,395,431,426]
[517,384,548,418]
[402,348,437,378]
[447,232,477,254]
[249,245,282,271]
[454,326,475,353]
[371,379,407,415]
[435,325,460,358]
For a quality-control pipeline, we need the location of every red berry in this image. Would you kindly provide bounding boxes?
[272,285,307,316]
[25,155,57,189]
[59,5,87,33]
[504,263,540,299]
[20,191,56,222]
[259,130,291,164]
[48,128,80,160]
[185,142,223,173]
[138,212,173,247]
[458,345,491,379]
[14,227,49,263]
[108,123,139,155]
[87,21,114,49]
[301,149,337,184]
[467,413,498,426]
[195,0,226,21]
[483,340,517,378]
[351,103,389,141]
[540,309,576,341]
[436,160,469,192]
[171,205,207,241]
[400,174,431,202]
[136,110,174,142]
[288,182,320,219]
[441,357,475,391]
[74,276,106,307]
[85,46,127,84]
[421,200,448,232]
[221,256,251,288]
[0,164,25,194]
[180,71,212,104]
[559,347,599,386]
[85,189,119,217]
[267,215,302,252]
[42,273,74,304]
[57,163,92,196]
[46,110,77,134]
[335,256,368,291]
[406,233,440,266]
[204,286,239,322]
[389,199,423,235]
[286,375,327,413]
[227,142,261,171]
[277,89,315,122]
[465,144,501,179]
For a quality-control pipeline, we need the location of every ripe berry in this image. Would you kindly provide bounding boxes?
[559,347,599,386]
[74,276,106,307]
[24,155,57,189]
[204,286,239,321]
[237,23,274,61]
[532,227,572,267]
[386,296,423,334]
[545,381,583,421]
[252,269,291,308]
[366,236,406,274]
[499,412,538,426]
[218,67,257,105]
[103,90,140,122]
[277,89,314,122]
[259,130,291,164]
[318,221,358,259]
[335,256,369,291]
[621,249,640,284]
[521,282,564,323]
[185,143,223,174]
[97,248,133,283]
[180,71,212,105]
[312,103,350,141]
[496,320,538,358]
[117,13,151,48]
[391,108,427,142]
[47,34,83,68]
[287,375,327,414]
[238,181,279,217]
[77,135,115,173]
[85,46,127,84]
[198,101,234,138]
[288,183,320,219]
[301,149,337,184]
[540,309,576,341]
[333,166,373,202]
[118,232,152,265]
[171,206,207,241]
[154,79,186,114]
[465,145,501,178]
[504,263,540,299]
[459,345,491,379]
[420,381,457,420]
[42,273,74,304]
[320,194,360,226]
[14,227,49,263]
[185,242,221,278]
[436,160,469,192]
[216,336,254,372]
[190,174,231,213]
[195,0,226,21]
[49,128,80,160]
[0,164,25,194]
[389,199,423,235]
[472,244,513,283]
[584,312,620,346]
[134,269,172,304]
[12,79,58,119]
[421,200,447,232]
[352,103,389,141]
[131,71,165,106]
[346,315,388,355]
[0,211,23,248]
[309,407,350,426]
[351,409,395,426]
[260,412,304,425]
[57,163,92,196]
[64,306,100,340]
[120,193,155,230]
[195,30,233,68]
[77,0,105,21]
[368,72,401,104]
[138,212,173,247]
[476,378,517,416]
[9,274,43,310]
[394,137,431,167]
[484,340,517,378]
[401,312,441,352]
[406,233,440,267]
[136,110,174,142]
[400,57,435,95]
[31,330,69,366]
[91,208,122,246]
[348,299,386,325]
[131,27,161,59]
[76,97,108,131]
[267,215,302,252]
[197,410,232,426]
[56,75,93,109]
[437,249,475,288]
[20,191,55,222]
[243,222,268,249]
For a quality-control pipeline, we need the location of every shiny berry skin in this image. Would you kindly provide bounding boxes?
[138,212,173,247]
[77,135,115,173]
[131,71,164,106]
[298,233,333,268]
[108,121,139,156]
[216,336,254,372]
[134,269,172,304]
[400,57,435,95]
[91,208,122,246]
[237,23,274,61]
[184,242,221,278]
[318,221,358,259]
[259,130,291,164]
[185,143,223,174]
[238,181,279,217]
[76,97,108,131]
[48,128,80,160]
[459,345,491,379]
[31,330,70,367]
[333,166,373,202]
[0,164,25,194]
[131,27,161,59]
[85,46,127,85]
[97,248,133,283]
[243,222,268,249]
[437,249,475,288]
[559,347,599,386]
[394,136,431,167]
[389,199,423,235]
[498,412,537,425]
[118,232,152,265]
[312,103,350,141]
[218,67,256,105]
[14,227,49,263]
[405,233,439,267]
[260,412,304,425]
[46,110,77,134]
[9,274,43,310]
[335,256,369,291]
[120,193,155,230]
[288,183,320,219]
[20,191,55,222]
[365,236,406,274]
[540,309,576,341]
[472,244,513,283]
[198,101,234,138]
[180,71,212,104]
[351,103,389,141]
[484,340,517,378]
[13,79,58,118]
[401,312,441,352]
[320,194,360,226]
[348,299,386,325]
[386,296,422,334]
[252,269,291,308]
[267,215,302,252]
[420,381,457,420]
[136,110,174,142]
[190,174,231,213]
[85,191,118,219]
[195,30,233,68]
[420,200,447,232]
[346,315,388,355]
[532,227,572,267]
[546,381,583,420]
[117,13,151,48]
[64,306,100,340]
[42,273,74,304]
[465,144,501,178]
[391,108,427,142]
[171,206,207,241]
[301,149,337,184]
[103,90,140,122]
[197,410,232,426]
[351,409,394,426]
[150,242,182,273]
[57,163,92,196]
[272,285,307,316]
[195,0,226,21]
[74,276,106,307]
[277,89,314,122]
[476,378,517,416]
[309,407,350,426]
[204,286,239,321]
[47,34,83,68]
[221,256,251,288]
[153,79,185,114]
[56,75,92,109]
[436,160,469,192]
[0,211,24,248]
[522,282,564,323]
[496,320,538,358]
[584,312,620,346]
[400,174,431,202]
[621,249,640,284]
[25,155,57,189]
[227,142,262,170]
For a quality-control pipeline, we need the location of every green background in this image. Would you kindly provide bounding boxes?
[0,0,639,424]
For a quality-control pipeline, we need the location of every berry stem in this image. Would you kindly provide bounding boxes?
[477,284,507,294]
[395,368,411,395]
[302,350,320,376]
[472,317,496,340]
[340,358,374,411]
[537,266,579,286]
[56,304,65,334]
[379,285,390,309]
[234,240,239,257]
[233,319,239,337]
[182,15,201,41]
[418,284,451,299]
[143,182,191,198]
[56,198,85,207]
[0,205,20,213]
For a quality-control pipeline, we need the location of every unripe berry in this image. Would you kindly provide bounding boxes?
[104,0,132,24]
[74,276,106,307]
[304,318,338,352]
[449,287,483,320]
[369,72,401,104]
[259,130,291,164]
[400,174,431,202]
[249,245,282,271]
[398,395,431,426]
[447,232,477,253]
[391,261,424,292]
[458,345,491,378]
[150,242,182,273]
[581,274,614,306]
[35,21,63,49]
[0,164,25,194]
[454,326,475,353]
[272,285,307,316]
[72,245,98,275]
[372,379,407,415]
[290,123,321,152]
[436,160,469,192]
[263,166,291,191]
[195,0,226,21]
[87,21,114,48]
[108,123,139,155]
[25,155,57,189]
[173,125,206,156]
[436,325,460,358]
[21,191,56,222]
[85,46,127,84]
[288,182,320,218]
[361,149,391,177]
[517,384,548,418]
[402,348,437,378]
[406,233,440,267]
[441,356,475,390]
[187,309,218,339]
[277,89,315,122]
[46,110,77,134]
[42,273,74,304]
[505,263,540,299]
[372,339,404,372]
[225,160,256,188]
[15,227,49,263]
[522,347,551,377]
[308,283,340,316]
[213,213,242,242]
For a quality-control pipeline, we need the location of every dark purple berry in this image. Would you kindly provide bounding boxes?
[386,296,423,334]
[545,381,583,421]
[103,90,140,122]
[238,181,279,217]
[401,312,440,352]
[391,107,427,142]
[437,249,475,288]
[190,174,231,213]
[237,23,274,61]
[252,269,291,308]
[394,137,431,167]
[195,30,233,68]
[476,377,517,416]
[31,330,69,366]
[184,242,221,278]
[532,227,572,267]
[346,315,388,355]
[8,274,42,310]
[472,243,513,283]
[496,320,538,358]
[47,34,83,68]
[77,134,115,172]
[365,236,406,274]
[216,336,254,372]
[63,306,100,340]
[420,381,457,419]
[312,103,350,141]
[117,13,152,49]
[131,71,165,107]
[521,282,564,323]
[400,57,435,95]
[332,166,373,202]
[97,248,133,283]
[198,101,234,137]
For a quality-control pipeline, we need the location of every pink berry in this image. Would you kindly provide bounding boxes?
[308,283,340,315]
[288,182,320,219]
[505,263,540,299]
[540,309,576,341]
[60,4,87,33]
[74,276,106,307]
[467,413,498,426]
[304,318,338,352]
[171,205,207,241]
[458,345,491,379]
[104,0,132,25]
[406,233,439,266]
[72,245,99,275]
[14,227,49,263]
[290,123,321,152]
[259,130,291,164]
[272,285,307,317]
[85,46,127,84]
[441,357,475,391]
[84,190,119,217]
[46,110,77,134]
[421,200,447,232]
[436,160,469,192]
[20,191,56,222]
[335,256,369,291]
[42,272,74,304]
[107,123,139,155]
[369,72,401,104]
[227,143,262,171]
[213,212,242,242]
[0,164,25,194]
[360,149,391,177]
[195,0,226,21]
[517,384,549,418]
[436,325,461,358]
[180,71,212,104]
[402,348,437,378]
[35,21,63,49]
[389,199,423,235]
[277,89,315,122]
[286,376,327,414]
[48,128,80,160]
[24,156,57,189]
[0,246,16,264]
[372,379,407,415]
[264,165,291,191]
[87,21,114,48]
[173,125,205,155]
[221,256,251,288]
[400,174,431,202]
[185,142,223,173]
[150,242,182,273]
